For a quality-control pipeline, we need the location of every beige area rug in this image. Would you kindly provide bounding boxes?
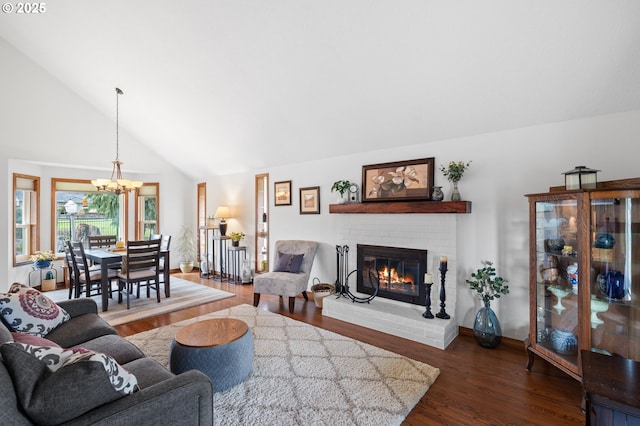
[126,304,440,426]
[46,277,235,326]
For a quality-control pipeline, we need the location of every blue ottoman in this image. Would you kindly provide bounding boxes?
[169,318,253,392]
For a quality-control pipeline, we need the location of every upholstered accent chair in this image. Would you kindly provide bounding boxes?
[253,240,319,313]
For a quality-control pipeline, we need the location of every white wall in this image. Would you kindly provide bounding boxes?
[1,38,194,292]
[206,109,640,341]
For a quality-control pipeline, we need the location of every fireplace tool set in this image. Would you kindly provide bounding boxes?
[334,245,379,303]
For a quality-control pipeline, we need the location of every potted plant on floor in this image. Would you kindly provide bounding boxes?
[331,180,351,204]
[466,260,509,348]
[175,225,197,273]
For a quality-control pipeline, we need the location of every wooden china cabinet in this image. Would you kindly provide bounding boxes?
[525,178,640,380]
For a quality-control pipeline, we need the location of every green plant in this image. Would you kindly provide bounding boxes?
[466,261,509,304]
[331,180,351,196]
[230,231,245,242]
[30,250,55,262]
[175,225,197,262]
[440,161,472,183]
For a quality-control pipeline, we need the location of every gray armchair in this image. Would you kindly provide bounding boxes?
[253,240,319,313]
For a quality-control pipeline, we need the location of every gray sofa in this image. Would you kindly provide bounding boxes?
[0,298,213,425]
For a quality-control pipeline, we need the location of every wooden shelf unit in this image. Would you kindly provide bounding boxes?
[329,200,471,214]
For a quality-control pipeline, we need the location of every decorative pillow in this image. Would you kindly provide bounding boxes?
[274,252,304,273]
[0,283,70,337]
[10,332,61,348]
[1,342,138,425]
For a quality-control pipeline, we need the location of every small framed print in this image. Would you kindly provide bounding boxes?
[274,180,292,206]
[299,186,320,214]
[362,157,434,202]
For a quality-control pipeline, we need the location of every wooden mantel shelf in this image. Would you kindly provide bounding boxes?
[329,200,472,214]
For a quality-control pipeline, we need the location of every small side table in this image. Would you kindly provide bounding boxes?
[227,246,246,284]
[28,264,58,288]
[169,318,253,392]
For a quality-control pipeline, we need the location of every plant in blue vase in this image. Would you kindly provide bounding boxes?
[30,250,56,269]
[466,260,509,348]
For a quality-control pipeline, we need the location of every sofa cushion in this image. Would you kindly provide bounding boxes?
[11,332,60,348]
[44,311,117,348]
[74,334,144,365]
[274,251,304,273]
[1,342,138,426]
[0,361,32,425]
[0,283,70,337]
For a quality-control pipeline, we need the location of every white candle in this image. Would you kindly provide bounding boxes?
[424,273,433,283]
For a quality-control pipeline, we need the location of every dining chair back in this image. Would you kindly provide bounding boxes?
[68,240,115,298]
[88,235,118,248]
[65,245,77,299]
[117,239,162,309]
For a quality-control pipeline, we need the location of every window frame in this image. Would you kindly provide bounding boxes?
[135,182,160,240]
[13,173,40,266]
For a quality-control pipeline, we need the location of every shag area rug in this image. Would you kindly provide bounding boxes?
[47,278,235,326]
[126,304,440,426]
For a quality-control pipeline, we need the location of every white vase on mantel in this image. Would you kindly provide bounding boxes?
[337,196,347,204]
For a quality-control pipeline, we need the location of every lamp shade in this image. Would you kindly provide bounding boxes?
[214,206,232,219]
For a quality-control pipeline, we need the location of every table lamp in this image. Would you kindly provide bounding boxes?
[214,206,231,236]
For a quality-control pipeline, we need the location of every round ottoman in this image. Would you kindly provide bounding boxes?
[169,318,253,392]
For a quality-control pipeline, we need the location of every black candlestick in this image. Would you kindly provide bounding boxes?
[422,281,434,319]
[436,263,450,319]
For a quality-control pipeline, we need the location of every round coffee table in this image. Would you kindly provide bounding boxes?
[169,318,253,392]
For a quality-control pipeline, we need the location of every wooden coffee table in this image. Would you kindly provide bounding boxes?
[169,318,253,392]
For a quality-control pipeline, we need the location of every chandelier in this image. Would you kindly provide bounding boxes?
[91,87,142,195]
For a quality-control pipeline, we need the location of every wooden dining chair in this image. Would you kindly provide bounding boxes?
[65,245,78,299]
[68,240,116,298]
[116,239,162,309]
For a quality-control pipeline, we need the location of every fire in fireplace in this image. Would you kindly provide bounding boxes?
[357,244,428,305]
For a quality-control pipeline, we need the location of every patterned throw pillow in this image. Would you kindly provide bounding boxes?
[0,342,138,425]
[0,283,70,337]
[10,332,61,348]
[274,251,305,273]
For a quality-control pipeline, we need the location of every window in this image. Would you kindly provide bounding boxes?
[52,179,126,253]
[136,183,159,239]
[14,174,40,266]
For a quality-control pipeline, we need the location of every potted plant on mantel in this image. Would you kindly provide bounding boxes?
[331,180,351,204]
[175,225,197,273]
[466,260,509,348]
[440,160,471,201]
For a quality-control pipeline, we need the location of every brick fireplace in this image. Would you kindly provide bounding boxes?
[322,213,459,349]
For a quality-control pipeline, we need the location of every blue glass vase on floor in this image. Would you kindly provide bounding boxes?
[473,301,502,348]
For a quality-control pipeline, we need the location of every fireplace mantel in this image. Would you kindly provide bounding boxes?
[329,200,471,214]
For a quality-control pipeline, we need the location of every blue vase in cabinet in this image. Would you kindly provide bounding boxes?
[473,301,502,348]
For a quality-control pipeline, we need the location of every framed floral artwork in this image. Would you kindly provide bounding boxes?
[362,157,434,202]
[274,180,292,206]
[299,186,320,214]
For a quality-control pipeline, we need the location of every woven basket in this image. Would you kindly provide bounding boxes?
[311,281,335,309]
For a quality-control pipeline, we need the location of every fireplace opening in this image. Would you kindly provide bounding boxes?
[357,244,428,305]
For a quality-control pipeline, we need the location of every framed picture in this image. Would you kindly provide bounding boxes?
[274,180,292,206]
[362,157,434,202]
[299,186,320,214]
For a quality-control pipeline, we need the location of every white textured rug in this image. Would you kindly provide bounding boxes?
[126,304,440,426]
[47,278,235,326]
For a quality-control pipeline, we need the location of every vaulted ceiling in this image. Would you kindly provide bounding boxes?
[2,1,639,178]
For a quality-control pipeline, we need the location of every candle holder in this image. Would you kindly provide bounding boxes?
[436,262,450,320]
[422,280,434,319]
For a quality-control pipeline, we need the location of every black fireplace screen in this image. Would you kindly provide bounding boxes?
[357,244,428,305]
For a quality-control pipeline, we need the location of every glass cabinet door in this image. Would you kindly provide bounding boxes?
[589,195,640,360]
[534,199,580,368]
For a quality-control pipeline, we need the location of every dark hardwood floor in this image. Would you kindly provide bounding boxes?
[115,273,585,425]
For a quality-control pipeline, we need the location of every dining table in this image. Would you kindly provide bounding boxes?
[84,248,171,311]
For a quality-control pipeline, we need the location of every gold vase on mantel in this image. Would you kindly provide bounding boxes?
[451,182,461,201]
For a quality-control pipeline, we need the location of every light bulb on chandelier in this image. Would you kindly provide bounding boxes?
[91,87,143,195]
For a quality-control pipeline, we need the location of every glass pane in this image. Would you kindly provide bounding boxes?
[535,200,579,362]
[590,197,640,360]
